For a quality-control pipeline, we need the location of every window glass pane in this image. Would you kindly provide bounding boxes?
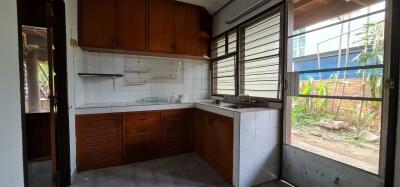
[228,31,237,53]
[286,0,386,175]
[291,0,385,35]
[22,27,50,113]
[297,68,383,98]
[213,56,236,95]
[289,11,385,64]
[289,97,382,174]
[211,36,226,58]
[241,13,281,99]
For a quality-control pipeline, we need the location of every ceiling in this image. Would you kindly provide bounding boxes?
[177,0,230,14]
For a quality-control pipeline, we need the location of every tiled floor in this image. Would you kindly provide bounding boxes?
[70,153,291,187]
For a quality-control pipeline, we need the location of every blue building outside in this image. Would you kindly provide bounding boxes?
[293,49,383,80]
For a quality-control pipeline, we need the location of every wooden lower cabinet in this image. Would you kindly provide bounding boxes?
[162,109,194,156]
[195,109,233,182]
[76,108,233,182]
[76,114,123,171]
[124,111,162,162]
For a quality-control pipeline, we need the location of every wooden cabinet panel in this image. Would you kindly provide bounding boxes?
[79,0,116,48]
[148,0,175,53]
[162,109,194,156]
[124,112,162,162]
[195,109,233,182]
[174,3,199,56]
[125,133,161,162]
[116,0,147,50]
[198,8,212,57]
[26,113,51,160]
[209,114,233,181]
[79,0,210,59]
[124,112,161,135]
[76,114,123,171]
[195,110,209,159]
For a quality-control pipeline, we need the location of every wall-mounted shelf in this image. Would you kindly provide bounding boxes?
[78,73,124,78]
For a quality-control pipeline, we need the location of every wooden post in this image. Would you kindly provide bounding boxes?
[26,51,41,112]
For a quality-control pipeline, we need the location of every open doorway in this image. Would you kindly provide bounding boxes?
[18,0,71,186]
[22,26,54,187]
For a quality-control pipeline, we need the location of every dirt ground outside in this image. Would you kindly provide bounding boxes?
[290,128,380,174]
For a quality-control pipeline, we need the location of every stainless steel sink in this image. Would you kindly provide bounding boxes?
[224,104,254,109]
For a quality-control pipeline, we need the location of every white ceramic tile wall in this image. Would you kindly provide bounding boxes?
[75,52,211,105]
[233,109,281,187]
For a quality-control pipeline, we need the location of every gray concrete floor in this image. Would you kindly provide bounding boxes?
[70,153,291,187]
[28,160,52,187]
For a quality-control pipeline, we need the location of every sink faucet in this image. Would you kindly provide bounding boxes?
[237,94,257,104]
[237,94,249,102]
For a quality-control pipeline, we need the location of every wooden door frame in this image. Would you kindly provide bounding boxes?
[16,0,71,186]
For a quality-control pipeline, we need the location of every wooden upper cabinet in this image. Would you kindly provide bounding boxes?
[174,3,199,56]
[116,0,147,50]
[148,0,175,53]
[199,8,212,58]
[79,0,210,58]
[79,0,116,48]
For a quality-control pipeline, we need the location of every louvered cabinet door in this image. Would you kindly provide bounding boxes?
[76,114,123,171]
[162,109,194,156]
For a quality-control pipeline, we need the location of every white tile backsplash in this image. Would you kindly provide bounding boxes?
[76,52,211,105]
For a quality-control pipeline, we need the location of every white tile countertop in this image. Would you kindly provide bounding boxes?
[75,100,274,116]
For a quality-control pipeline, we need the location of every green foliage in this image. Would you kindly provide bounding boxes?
[353,21,385,98]
[292,77,330,128]
[291,22,384,147]
[38,63,49,99]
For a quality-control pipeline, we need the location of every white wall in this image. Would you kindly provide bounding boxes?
[75,52,210,106]
[65,0,82,180]
[212,0,282,36]
[0,0,25,186]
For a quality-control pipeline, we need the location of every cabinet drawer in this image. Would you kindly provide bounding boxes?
[124,112,161,135]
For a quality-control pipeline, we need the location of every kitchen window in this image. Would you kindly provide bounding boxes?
[211,6,283,101]
[239,11,282,99]
[211,30,238,96]
[285,0,386,174]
